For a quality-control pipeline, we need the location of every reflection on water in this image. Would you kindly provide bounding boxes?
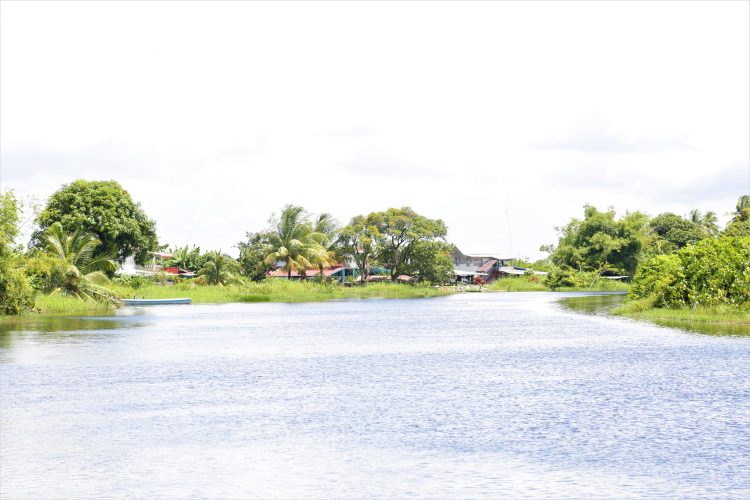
[559,293,750,337]
[558,292,625,316]
[0,312,147,351]
[1,295,749,498]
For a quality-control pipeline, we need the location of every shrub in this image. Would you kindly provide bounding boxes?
[628,236,750,308]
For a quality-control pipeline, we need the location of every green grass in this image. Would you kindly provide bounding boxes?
[487,276,629,292]
[115,279,453,304]
[1,280,454,322]
[33,294,115,315]
[613,299,750,325]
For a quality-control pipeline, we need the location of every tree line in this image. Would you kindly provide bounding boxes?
[1,179,454,314]
[538,196,750,307]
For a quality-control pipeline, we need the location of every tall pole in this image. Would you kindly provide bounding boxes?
[505,204,514,259]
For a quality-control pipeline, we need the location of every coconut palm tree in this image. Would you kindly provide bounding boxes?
[311,213,340,279]
[44,222,120,304]
[263,205,329,280]
[701,210,719,237]
[730,195,750,223]
[196,251,239,285]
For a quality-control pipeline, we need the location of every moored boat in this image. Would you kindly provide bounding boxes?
[123,298,192,306]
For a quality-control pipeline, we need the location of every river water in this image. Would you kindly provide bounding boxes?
[1,292,748,498]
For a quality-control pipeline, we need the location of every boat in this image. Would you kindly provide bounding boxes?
[123,298,192,306]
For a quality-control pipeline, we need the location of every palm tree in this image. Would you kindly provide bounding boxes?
[197,251,239,285]
[702,211,719,237]
[730,195,750,223]
[311,213,340,279]
[688,209,702,225]
[263,205,328,280]
[166,244,203,271]
[44,222,120,304]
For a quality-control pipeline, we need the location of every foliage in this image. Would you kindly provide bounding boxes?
[111,274,154,289]
[544,267,605,290]
[405,240,454,284]
[0,192,35,315]
[196,251,240,285]
[112,279,451,304]
[374,207,448,281]
[338,213,382,284]
[165,245,205,271]
[263,205,331,280]
[311,213,341,279]
[43,222,121,304]
[23,251,68,293]
[238,232,273,281]
[0,261,36,315]
[724,196,750,237]
[647,212,705,253]
[33,180,158,264]
[628,236,750,308]
[550,205,648,276]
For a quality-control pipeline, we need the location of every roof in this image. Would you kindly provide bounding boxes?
[455,248,513,260]
[477,259,498,273]
[267,265,345,278]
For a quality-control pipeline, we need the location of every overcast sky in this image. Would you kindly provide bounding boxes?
[1,1,748,259]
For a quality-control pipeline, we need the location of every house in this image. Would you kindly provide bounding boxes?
[452,248,514,284]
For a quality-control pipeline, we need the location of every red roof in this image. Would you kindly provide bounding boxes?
[267,265,344,278]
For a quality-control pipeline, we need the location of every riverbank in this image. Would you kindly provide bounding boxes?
[487,276,629,292]
[0,281,454,321]
[613,299,750,327]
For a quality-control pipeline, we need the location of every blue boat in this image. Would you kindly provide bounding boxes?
[123,298,192,306]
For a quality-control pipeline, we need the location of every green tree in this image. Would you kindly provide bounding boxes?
[311,213,340,279]
[724,195,750,237]
[405,240,455,284]
[0,191,35,314]
[238,232,273,281]
[648,212,705,252]
[551,205,648,276]
[374,207,448,281]
[165,244,205,271]
[43,222,120,304]
[263,205,328,280]
[196,251,240,285]
[338,213,382,284]
[33,180,158,264]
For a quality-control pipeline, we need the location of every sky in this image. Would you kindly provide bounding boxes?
[1,1,748,259]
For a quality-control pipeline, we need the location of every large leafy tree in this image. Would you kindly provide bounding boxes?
[374,207,448,281]
[43,222,120,304]
[405,240,455,284]
[648,212,705,252]
[263,205,329,280]
[338,213,382,284]
[33,180,158,264]
[551,205,648,276]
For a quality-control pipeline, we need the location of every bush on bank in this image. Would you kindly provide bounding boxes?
[627,236,750,308]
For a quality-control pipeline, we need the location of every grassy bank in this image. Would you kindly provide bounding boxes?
[1,281,454,322]
[115,280,453,304]
[613,299,750,325]
[487,276,629,292]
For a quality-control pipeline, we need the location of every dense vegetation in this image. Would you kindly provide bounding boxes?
[1,180,456,316]
[2,177,748,321]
